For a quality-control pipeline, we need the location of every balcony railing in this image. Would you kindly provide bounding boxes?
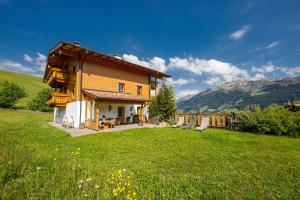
[46,67,68,88]
[47,93,69,107]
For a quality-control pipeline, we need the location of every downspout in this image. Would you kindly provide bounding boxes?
[79,53,86,128]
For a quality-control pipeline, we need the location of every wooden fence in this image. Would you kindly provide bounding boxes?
[174,112,228,128]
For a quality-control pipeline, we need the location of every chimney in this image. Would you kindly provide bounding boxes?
[73,41,81,47]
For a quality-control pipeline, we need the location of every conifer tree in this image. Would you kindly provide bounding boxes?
[156,82,177,120]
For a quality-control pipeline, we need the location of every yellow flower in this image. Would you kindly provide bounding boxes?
[86,177,92,182]
[133,192,136,196]
[118,170,122,174]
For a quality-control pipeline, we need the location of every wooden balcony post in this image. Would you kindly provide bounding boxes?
[155,77,157,96]
[84,101,87,127]
[90,101,92,119]
[139,104,144,126]
[96,102,100,131]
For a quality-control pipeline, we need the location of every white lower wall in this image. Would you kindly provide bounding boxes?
[65,101,86,128]
[53,101,148,127]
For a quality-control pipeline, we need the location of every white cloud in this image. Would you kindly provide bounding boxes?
[1,52,47,74]
[251,73,266,80]
[121,54,166,72]
[0,59,35,72]
[263,64,275,73]
[35,52,47,71]
[251,62,275,73]
[266,41,280,49]
[277,66,300,75]
[23,52,47,71]
[230,25,251,40]
[248,41,280,53]
[205,77,222,86]
[252,61,300,77]
[168,57,249,82]
[24,54,33,62]
[166,78,195,87]
[175,89,200,99]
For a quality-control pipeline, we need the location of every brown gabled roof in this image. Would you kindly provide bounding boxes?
[83,89,148,103]
[43,41,171,81]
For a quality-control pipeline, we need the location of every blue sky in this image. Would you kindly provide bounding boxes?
[0,0,300,98]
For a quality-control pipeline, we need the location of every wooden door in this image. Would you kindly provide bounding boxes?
[118,106,125,124]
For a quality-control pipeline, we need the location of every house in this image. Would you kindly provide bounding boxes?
[43,41,171,130]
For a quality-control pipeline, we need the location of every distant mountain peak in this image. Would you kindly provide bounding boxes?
[177,76,300,112]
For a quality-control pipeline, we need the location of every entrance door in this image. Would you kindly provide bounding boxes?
[118,106,125,124]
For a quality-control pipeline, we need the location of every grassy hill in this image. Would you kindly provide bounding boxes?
[0,69,48,108]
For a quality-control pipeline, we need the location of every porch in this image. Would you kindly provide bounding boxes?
[50,122,166,137]
[83,89,147,130]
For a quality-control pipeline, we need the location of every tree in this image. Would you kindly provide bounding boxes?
[156,82,177,120]
[28,88,53,112]
[0,81,27,108]
[148,96,159,117]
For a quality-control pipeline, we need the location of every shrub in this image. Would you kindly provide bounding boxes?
[234,104,300,137]
[0,81,27,108]
[28,88,53,112]
[235,105,270,134]
[265,105,300,136]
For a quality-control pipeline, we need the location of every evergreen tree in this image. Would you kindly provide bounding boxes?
[148,96,159,117]
[156,82,177,120]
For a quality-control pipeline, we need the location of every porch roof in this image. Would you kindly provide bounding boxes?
[82,89,148,103]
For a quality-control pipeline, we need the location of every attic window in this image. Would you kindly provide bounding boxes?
[118,83,125,93]
[137,86,142,95]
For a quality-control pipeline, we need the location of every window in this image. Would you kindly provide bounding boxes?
[137,86,142,95]
[118,83,125,93]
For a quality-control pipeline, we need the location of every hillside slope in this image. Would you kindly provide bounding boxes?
[0,69,48,108]
[178,76,300,112]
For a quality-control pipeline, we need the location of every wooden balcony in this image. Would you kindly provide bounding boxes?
[45,67,68,88]
[47,93,69,107]
[150,80,157,90]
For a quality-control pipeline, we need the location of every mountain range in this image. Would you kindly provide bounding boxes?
[177,76,300,112]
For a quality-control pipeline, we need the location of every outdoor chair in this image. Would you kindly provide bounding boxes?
[171,116,184,128]
[183,117,196,129]
[62,115,74,129]
[195,117,209,131]
[108,119,116,128]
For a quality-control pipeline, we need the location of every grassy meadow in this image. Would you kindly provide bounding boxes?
[1,110,300,199]
[0,69,48,108]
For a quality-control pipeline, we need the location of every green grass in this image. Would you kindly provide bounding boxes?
[1,109,300,199]
[0,69,48,108]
